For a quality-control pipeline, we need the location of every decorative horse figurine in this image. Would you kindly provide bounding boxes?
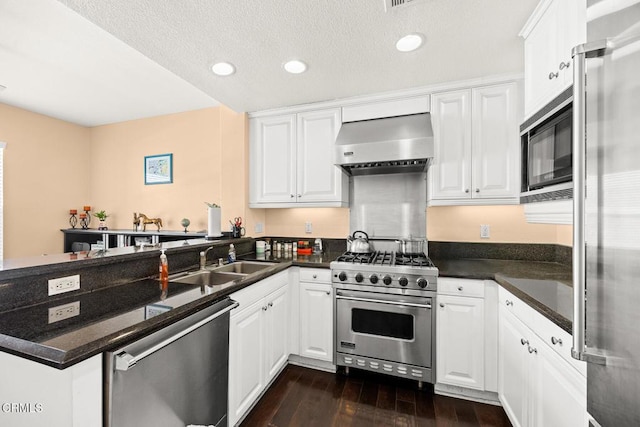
[133,212,163,232]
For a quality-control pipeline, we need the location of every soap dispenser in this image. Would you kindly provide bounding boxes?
[228,244,236,263]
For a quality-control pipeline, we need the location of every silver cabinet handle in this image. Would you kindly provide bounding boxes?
[262,305,268,311]
[506,300,513,306]
[520,338,529,346]
[439,303,445,308]
[475,188,480,193]
[457,286,463,291]
[571,39,609,366]
[268,302,273,307]
[290,194,294,198]
[313,274,317,279]
[548,71,559,79]
[559,61,571,70]
[297,194,301,198]
[528,346,538,354]
[465,189,469,193]
[115,301,238,371]
[325,291,331,296]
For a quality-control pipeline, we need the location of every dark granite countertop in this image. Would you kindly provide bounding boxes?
[0,261,290,369]
[432,257,573,334]
[240,250,343,269]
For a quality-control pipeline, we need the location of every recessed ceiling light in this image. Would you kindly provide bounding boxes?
[211,62,236,76]
[396,34,424,52]
[283,60,307,74]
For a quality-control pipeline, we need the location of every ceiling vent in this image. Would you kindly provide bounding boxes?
[384,0,425,12]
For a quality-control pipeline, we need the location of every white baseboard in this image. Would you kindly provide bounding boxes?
[434,383,501,406]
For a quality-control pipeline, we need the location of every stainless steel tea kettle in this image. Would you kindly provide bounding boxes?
[347,230,371,253]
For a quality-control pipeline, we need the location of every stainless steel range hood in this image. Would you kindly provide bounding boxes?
[335,113,434,176]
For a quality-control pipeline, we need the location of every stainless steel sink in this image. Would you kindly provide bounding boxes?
[170,261,276,287]
[171,270,245,286]
[216,261,276,275]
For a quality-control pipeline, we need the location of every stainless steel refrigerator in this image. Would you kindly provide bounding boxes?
[571,1,640,426]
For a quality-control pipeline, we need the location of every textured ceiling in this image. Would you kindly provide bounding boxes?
[1,0,539,125]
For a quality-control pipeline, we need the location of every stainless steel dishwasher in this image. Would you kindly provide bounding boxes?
[105,297,238,427]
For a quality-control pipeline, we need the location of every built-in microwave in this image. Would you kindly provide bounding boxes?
[520,89,573,204]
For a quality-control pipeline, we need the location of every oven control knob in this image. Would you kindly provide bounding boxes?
[399,277,409,287]
[417,278,428,289]
[355,273,364,283]
[382,275,392,285]
[369,274,379,284]
[338,272,347,282]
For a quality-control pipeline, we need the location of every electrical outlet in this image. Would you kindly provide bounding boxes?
[254,222,263,233]
[48,274,80,296]
[305,222,313,234]
[48,301,80,324]
[480,224,490,239]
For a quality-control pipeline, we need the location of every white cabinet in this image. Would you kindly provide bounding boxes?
[228,271,289,426]
[299,268,333,362]
[520,0,586,118]
[436,278,498,398]
[249,108,348,208]
[498,287,587,427]
[429,82,520,205]
[437,294,485,389]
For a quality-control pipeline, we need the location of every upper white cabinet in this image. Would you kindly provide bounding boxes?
[429,82,521,205]
[249,108,348,208]
[520,0,586,118]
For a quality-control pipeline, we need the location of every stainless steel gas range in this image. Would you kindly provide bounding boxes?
[331,248,438,387]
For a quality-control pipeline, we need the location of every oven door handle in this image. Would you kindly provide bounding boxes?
[335,294,432,310]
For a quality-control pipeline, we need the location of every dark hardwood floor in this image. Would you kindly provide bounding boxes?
[240,365,512,427]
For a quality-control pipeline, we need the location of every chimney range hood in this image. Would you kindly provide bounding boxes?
[334,113,434,176]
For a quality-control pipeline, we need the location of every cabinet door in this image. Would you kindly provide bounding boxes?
[264,284,289,381]
[229,301,265,426]
[250,114,296,203]
[557,0,586,87]
[296,108,346,203]
[430,90,472,199]
[499,308,532,427]
[299,282,333,361]
[523,0,561,116]
[471,83,519,199]
[436,295,485,390]
[533,338,587,427]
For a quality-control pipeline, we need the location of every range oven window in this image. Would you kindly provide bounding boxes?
[524,106,573,190]
[351,308,414,340]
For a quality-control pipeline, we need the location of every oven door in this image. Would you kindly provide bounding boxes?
[335,288,433,368]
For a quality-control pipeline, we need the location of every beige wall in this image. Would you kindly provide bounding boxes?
[0,103,91,258]
[263,205,572,246]
[427,205,572,246]
[90,106,257,234]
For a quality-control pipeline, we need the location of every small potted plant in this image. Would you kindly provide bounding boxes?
[94,210,109,230]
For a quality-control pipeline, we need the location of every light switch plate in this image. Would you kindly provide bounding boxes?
[48,274,80,296]
[305,222,313,233]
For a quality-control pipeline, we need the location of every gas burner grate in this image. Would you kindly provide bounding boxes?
[335,251,375,264]
[371,251,394,266]
[394,253,435,267]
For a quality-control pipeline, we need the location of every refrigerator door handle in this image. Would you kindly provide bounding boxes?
[571,40,609,365]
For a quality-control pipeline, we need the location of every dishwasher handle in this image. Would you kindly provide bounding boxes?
[115,300,239,371]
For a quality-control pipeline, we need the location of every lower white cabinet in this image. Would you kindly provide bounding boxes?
[436,278,498,397]
[498,287,587,427]
[436,293,485,389]
[299,281,333,361]
[228,271,289,426]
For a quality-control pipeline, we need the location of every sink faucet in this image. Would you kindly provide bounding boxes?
[200,246,215,270]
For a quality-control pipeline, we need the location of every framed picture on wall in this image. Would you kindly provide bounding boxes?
[144,153,173,185]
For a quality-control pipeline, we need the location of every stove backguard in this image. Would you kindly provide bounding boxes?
[349,172,426,239]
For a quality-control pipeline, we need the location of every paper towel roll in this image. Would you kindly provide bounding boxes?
[207,207,222,237]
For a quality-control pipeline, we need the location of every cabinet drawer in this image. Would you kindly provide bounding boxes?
[498,286,537,326]
[438,277,484,298]
[299,268,331,283]
[532,311,586,377]
[231,270,288,311]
